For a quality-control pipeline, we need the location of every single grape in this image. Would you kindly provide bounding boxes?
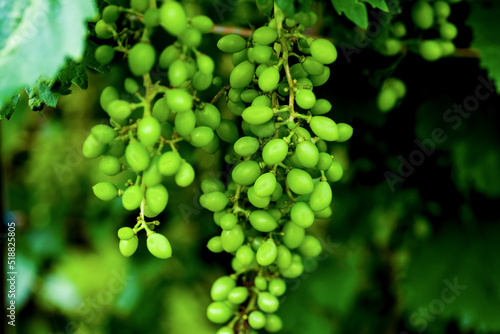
[248,186,271,208]
[117,227,135,240]
[216,119,239,143]
[302,56,324,76]
[337,123,354,142]
[236,245,255,265]
[262,139,288,165]
[159,45,181,69]
[311,99,332,115]
[220,213,238,230]
[440,22,458,40]
[234,136,260,156]
[253,26,278,45]
[175,162,195,187]
[158,151,181,176]
[268,278,286,296]
[180,28,202,48]
[228,287,249,305]
[295,141,320,168]
[195,104,221,130]
[191,15,214,33]
[248,310,267,330]
[125,141,150,172]
[160,1,188,36]
[255,276,268,290]
[206,301,232,324]
[249,210,278,232]
[280,261,304,278]
[282,221,305,249]
[201,177,225,194]
[232,49,248,66]
[287,168,314,195]
[221,225,245,252]
[211,276,237,301]
[99,156,121,176]
[309,116,339,141]
[230,61,255,89]
[252,95,272,107]
[434,1,451,19]
[227,101,245,116]
[122,185,143,210]
[384,39,402,56]
[83,134,107,159]
[92,182,118,201]
[128,43,156,76]
[100,86,119,112]
[258,67,280,92]
[276,244,292,269]
[207,236,224,253]
[95,20,113,39]
[102,5,120,23]
[257,292,279,313]
[106,140,126,158]
[299,235,322,257]
[119,236,138,257]
[131,0,149,12]
[143,8,160,27]
[316,152,333,171]
[231,160,261,185]
[310,39,337,64]
[256,239,278,266]
[217,34,247,53]
[250,119,276,137]
[138,117,161,147]
[216,326,234,334]
[290,202,315,228]
[241,105,274,125]
[411,1,434,30]
[107,100,132,121]
[146,184,169,213]
[326,161,343,182]
[200,191,228,212]
[240,89,259,103]
[265,314,283,332]
[197,54,215,74]
[309,66,330,86]
[309,181,332,212]
[254,172,277,198]
[391,21,407,38]
[95,45,115,65]
[377,88,398,112]
[253,45,273,63]
[147,233,172,259]
[420,40,442,62]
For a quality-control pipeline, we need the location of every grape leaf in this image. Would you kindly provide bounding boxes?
[0,0,97,106]
[468,1,500,93]
[0,94,20,120]
[363,0,389,12]
[331,0,369,28]
[276,0,296,16]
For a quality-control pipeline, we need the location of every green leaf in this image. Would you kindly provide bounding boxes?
[331,0,369,29]
[0,94,20,120]
[0,0,97,106]
[362,0,389,12]
[25,78,59,111]
[468,1,500,93]
[276,0,296,17]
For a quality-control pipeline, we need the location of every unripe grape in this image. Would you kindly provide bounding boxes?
[384,39,402,56]
[92,182,118,201]
[95,45,115,65]
[200,192,228,212]
[158,151,181,176]
[195,104,221,130]
[287,168,314,195]
[440,22,458,40]
[107,100,132,121]
[255,276,268,290]
[191,15,214,33]
[83,134,107,159]
[377,88,398,113]
[310,116,339,141]
[232,49,248,66]
[167,89,193,112]
[385,78,406,98]
[290,202,315,228]
[211,276,236,301]
[258,67,280,92]
[169,59,188,87]
[126,141,150,172]
[175,162,195,187]
[252,95,272,107]
[216,326,234,334]
[240,89,259,103]
[299,235,322,257]
[143,8,160,27]
[316,152,333,171]
[197,54,215,74]
[282,221,305,249]
[142,157,162,187]
[160,1,188,36]
[207,236,224,253]
[122,185,142,210]
[249,210,278,232]
[124,78,139,95]
[257,292,279,313]
[248,186,271,208]
[315,206,332,218]
[411,1,434,30]
[236,245,255,265]
[100,86,119,112]
[337,123,354,142]
[231,160,261,185]
[227,101,245,116]
[311,99,332,115]
[439,40,456,56]
[270,182,283,201]
[280,261,304,278]
[420,40,442,61]
[206,301,232,324]
[128,43,156,76]
[256,239,278,266]
[102,5,120,23]
[221,225,245,252]
[180,28,202,48]
[248,311,267,330]
[147,233,172,259]
[265,314,283,332]
[309,181,332,212]
[262,139,288,165]
[118,227,135,240]
[251,236,265,252]
[250,120,275,138]
[326,161,343,182]
[230,61,255,89]
[217,34,247,53]
[99,156,121,176]
[228,287,249,305]
[302,56,324,76]
[152,98,171,122]
[434,1,451,19]
[310,39,337,64]
[216,119,239,143]
[254,172,277,198]
[219,213,237,230]
[309,66,330,86]
[95,20,113,39]
[175,110,196,138]
[159,45,181,69]
[188,126,213,147]
[268,278,286,296]
[391,21,407,38]
[106,140,126,158]
[295,141,320,168]
[253,45,273,63]
[276,244,292,269]
[138,117,161,147]
[119,236,138,257]
[146,184,168,213]
[253,26,278,45]
[201,177,225,194]
[242,105,274,125]
[131,0,148,12]
[234,136,260,156]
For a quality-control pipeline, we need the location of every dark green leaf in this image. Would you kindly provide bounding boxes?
[362,0,389,12]
[331,0,369,29]
[0,94,20,120]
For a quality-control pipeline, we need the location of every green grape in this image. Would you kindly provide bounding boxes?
[240,89,259,103]
[337,123,353,142]
[231,160,261,185]
[191,15,214,33]
[246,47,255,63]
[147,233,172,259]
[276,244,292,269]
[234,136,260,156]
[299,235,322,257]
[316,139,327,153]
[252,95,272,107]
[167,89,193,112]
[391,21,407,38]
[248,311,267,330]
[161,122,174,140]
[250,119,276,138]
[143,156,162,187]
[315,206,332,218]
[106,140,126,158]
[302,56,324,76]
[228,88,243,103]
[280,260,304,278]
[201,177,225,194]
[100,86,119,112]
[168,59,188,87]
[258,67,280,92]
[118,227,135,240]
[385,78,407,98]
[255,276,268,290]
[265,314,283,332]
[384,39,402,56]
[278,82,290,96]
[128,43,156,76]
[180,28,202,48]
[256,239,278,266]
[249,210,278,232]
[270,182,283,201]
[138,117,161,147]
[211,276,236,301]
[236,245,255,265]
[119,236,138,257]
[184,57,197,79]
[95,45,115,65]
[146,184,169,213]
[262,139,288,165]
[256,64,269,77]
[290,63,309,78]
[295,141,319,168]
[248,186,271,208]
[293,127,312,142]
[377,88,398,112]
[268,278,286,297]
[232,49,248,66]
[99,156,121,176]
[197,54,215,74]
[131,0,148,12]
[158,151,181,176]
[217,34,247,53]
[253,45,273,63]
[206,301,232,324]
[253,26,278,45]
[296,77,313,91]
[174,110,196,136]
[126,141,150,172]
[310,39,337,64]
[175,162,195,187]
[257,292,279,313]
[411,1,434,30]
[282,221,305,249]
[207,236,224,253]
[216,119,239,143]
[230,61,255,89]
[102,5,120,23]
[290,202,315,228]
[159,45,181,69]
[195,104,221,130]
[124,78,139,94]
[95,20,113,39]
[92,182,118,201]
[160,1,188,36]
[311,99,332,115]
[107,100,132,121]
[326,161,343,182]
[434,1,450,19]
[83,134,107,159]
[200,192,228,212]
[309,66,330,86]
[228,287,249,304]
[143,8,160,27]
[309,181,332,212]
[295,89,316,110]
[221,225,245,252]
[310,116,339,141]
[316,152,333,171]
[152,98,171,122]
[216,326,234,334]
[440,22,458,40]
[251,236,265,252]
[439,40,456,56]
[420,40,442,62]
[189,126,214,147]
[227,101,245,116]
[122,185,142,210]
[287,168,314,195]
[254,172,277,198]
[220,213,238,230]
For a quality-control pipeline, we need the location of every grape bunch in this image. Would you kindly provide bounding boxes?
[84,0,219,258]
[201,3,352,333]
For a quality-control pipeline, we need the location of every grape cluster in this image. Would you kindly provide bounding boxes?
[85,0,219,258]
[202,4,352,333]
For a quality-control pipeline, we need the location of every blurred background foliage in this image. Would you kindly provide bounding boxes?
[2,0,500,334]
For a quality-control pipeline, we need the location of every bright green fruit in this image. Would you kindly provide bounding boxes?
[83,134,107,159]
[143,8,160,27]
[217,119,239,143]
[201,177,225,194]
[258,67,280,92]
[125,141,150,172]
[230,61,255,89]
[138,117,161,147]
[122,185,142,210]
[434,1,450,19]
[197,54,215,74]
[287,168,314,195]
[309,66,330,86]
[217,34,247,53]
[191,15,214,33]
[152,98,171,122]
[95,45,115,65]
[242,105,273,125]
[326,161,343,182]
[282,221,305,249]
[377,88,398,112]
[206,301,232,324]
[181,28,202,48]
[200,192,228,212]
[296,89,316,109]
[146,184,169,213]
[221,225,245,252]
[276,245,292,269]
[195,104,221,130]
[254,172,277,198]
[95,20,113,39]
[228,287,249,305]
[253,26,278,44]
[253,45,273,63]
[316,152,333,171]
[384,39,402,56]
[265,314,283,332]
[99,156,121,176]
[211,276,236,301]
[302,56,324,76]
[168,59,188,87]
[117,227,135,240]
[232,160,261,185]
[299,235,322,257]
[256,239,278,266]
[106,140,126,158]
[249,210,278,232]
[262,139,288,165]
[337,123,353,142]
[216,326,234,334]
[189,126,214,147]
[248,186,271,208]
[310,39,337,64]
[420,40,442,61]
[295,141,319,168]
[220,213,238,230]
[143,156,162,187]
[124,78,139,94]
[255,276,267,290]
[391,21,407,38]
[159,45,181,68]
[128,43,156,76]
[175,110,196,137]
[309,181,332,212]
[234,136,260,156]
[252,95,272,107]
[207,236,223,253]
[257,292,279,313]
[311,99,331,115]
[175,162,195,187]
[102,5,120,23]
[440,22,458,40]
[310,116,339,141]
[240,89,259,103]
[131,0,148,12]
[290,202,315,228]
[236,245,255,265]
[385,78,406,98]
[147,233,172,259]
[158,151,181,176]
[248,311,267,330]
[119,236,138,257]
[92,182,118,201]
[412,1,434,30]
[100,86,119,112]
[268,278,286,296]
[107,100,132,120]
[160,1,188,36]
[167,89,193,112]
